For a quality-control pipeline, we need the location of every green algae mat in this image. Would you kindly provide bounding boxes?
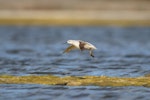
[0,75,150,87]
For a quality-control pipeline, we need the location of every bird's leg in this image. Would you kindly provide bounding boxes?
[89,50,94,57]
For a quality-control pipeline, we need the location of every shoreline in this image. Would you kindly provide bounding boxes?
[0,18,150,26]
[0,10,150,26]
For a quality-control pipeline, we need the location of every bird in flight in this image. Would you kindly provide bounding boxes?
[63,40,97,57]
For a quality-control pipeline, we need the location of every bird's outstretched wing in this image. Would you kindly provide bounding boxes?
[63,45,77,53]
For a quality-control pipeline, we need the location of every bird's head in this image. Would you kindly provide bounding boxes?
[67,40,77,44]
[67,40,80,47]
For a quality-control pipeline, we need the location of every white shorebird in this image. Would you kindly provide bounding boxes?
[63,40,97,57]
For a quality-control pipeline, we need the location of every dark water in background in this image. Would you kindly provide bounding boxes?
[0,26,150,100]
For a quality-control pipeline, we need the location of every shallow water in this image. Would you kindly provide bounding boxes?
[0,84,150,100]
[0,26,150,100]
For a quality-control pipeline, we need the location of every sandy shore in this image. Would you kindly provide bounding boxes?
[0,0,150,25]
[0,10,150,25]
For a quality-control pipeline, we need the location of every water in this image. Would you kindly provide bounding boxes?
[0,85,150,100]
[0,25,150,100]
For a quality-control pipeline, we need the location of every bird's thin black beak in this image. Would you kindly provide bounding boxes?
[63,42,67,44]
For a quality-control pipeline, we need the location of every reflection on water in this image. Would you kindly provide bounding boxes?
[0,26,150,100]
